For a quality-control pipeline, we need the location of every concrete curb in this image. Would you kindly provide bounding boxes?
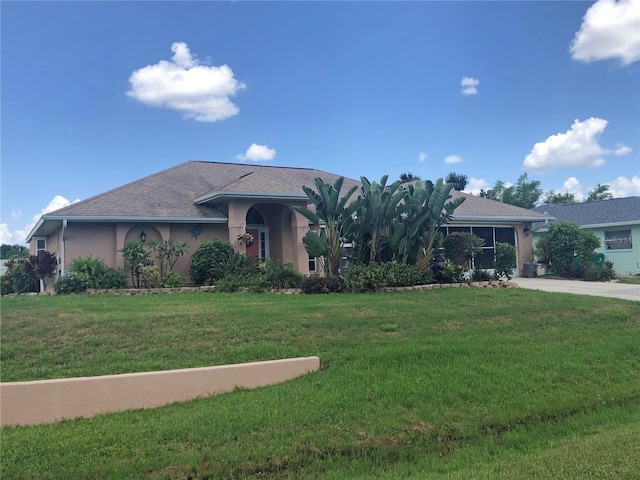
[0,356,320,427]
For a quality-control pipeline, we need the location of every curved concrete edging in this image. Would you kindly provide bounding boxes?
[0,356,320,427]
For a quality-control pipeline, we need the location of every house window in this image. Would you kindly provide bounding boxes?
[439,226,516,270]
[309,255,317,273]
[36,238,46,255]
[604,230,632,250]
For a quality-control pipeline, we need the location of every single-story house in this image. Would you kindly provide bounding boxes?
[532,197,640,276]
[26,161,551,286]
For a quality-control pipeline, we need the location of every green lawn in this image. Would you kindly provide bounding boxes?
[2,289,639,479]
[619,276,640,285]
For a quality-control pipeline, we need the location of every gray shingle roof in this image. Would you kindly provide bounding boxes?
[43,161,361,219]
[532,197,640,227]
[41,160,548,221]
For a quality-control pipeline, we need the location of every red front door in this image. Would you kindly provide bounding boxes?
[245,228,260,258]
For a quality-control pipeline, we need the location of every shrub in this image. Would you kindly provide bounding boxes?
[432,262,464,284]
[301,275,345,294]
[223,252,260,278]
[343,264,386,292]
[9,261,38,293]
[471,269,493,282]
[54,273,89,294]
[262,260,305,289]
[65,256,127,290]
[443,232,485,267]
[584,261,617,282]
[189,239,235,285]
[161,270,185,288]
[494,242,517,280]
[141,265,161,288]
[215,274,269,293]
[1,273,14,295]
[540,222,600,276]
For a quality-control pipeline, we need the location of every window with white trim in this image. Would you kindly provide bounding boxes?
[36,238,46,255]
[604,230,632,250]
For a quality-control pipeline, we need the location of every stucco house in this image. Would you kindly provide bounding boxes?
[27,160,550,285]
[532,197,640,276]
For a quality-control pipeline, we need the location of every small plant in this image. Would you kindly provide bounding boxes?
[140,265,161,288]
[262,260,305,289]
[584,261,617,282]
[443,232,485,269]
[119,241,151,288]
[432,262,464,284]
[471,269,493,282]
[161,270,185,288]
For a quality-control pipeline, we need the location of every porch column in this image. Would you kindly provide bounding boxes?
[227,201,252,254]
[292,209,311,275]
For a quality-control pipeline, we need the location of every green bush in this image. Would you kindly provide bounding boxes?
[54,273,90,294]
[9,261,38,293]
[301,275,345,294]
[584,261,617,282]
[161,270,185,288]
[215,274,269,293]
[224,252,260,278]
[342,262,418,292]
[471,269,493,282]
[540,222,600,277]
[141,265,161,288]
[189,239,235,285]
[54,256,127,293]
[432,262,464,284]
[443,232,485,267]
[1,273,14,295]
[494,242,517,280]
[262,260,305,289]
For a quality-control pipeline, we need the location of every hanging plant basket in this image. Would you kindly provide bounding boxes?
[237,232,254,247]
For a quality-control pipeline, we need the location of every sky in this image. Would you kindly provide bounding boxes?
[1,0,639,245]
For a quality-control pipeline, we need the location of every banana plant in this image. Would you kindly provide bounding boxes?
[294,177,359,277]
[390,179,465,268]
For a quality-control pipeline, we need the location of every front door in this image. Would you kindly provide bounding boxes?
[245,227,268,261]
[246,228,260,258]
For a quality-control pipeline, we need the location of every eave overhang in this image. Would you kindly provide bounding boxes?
[450,214,554,223]
[535,219,639,233]
[26,215,228,242]
[195,191,308,204]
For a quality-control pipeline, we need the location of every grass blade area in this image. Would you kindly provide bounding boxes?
[2,289,639,478]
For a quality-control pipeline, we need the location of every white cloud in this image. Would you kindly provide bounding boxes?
[10,209,21,220]
[613,144,633,156]
[0,195,79,246]
[236,143,276,162]
[444,155,463,164]
[570,0,640,66]
[461,76,479,95]
[418,152,427,163]
[558,176,586,202]
[463,177,489,195]
[127,42,246,122]
[522,117,632,173]
[608,175,640,197]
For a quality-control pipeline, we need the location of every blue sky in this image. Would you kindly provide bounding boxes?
[2,0,639,244]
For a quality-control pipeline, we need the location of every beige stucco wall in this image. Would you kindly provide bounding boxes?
[0,357,320,427]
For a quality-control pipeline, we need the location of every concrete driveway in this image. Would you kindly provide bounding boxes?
[513,277,640,302]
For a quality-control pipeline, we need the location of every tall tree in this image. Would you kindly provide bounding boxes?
[585,183,613,202]
[542,191,576,205]
[445,172,468,191]
[1,244,29,259]
[399,172,420,183]
[482,174,542,209]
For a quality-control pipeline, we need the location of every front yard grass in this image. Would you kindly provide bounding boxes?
[2,289,639,479]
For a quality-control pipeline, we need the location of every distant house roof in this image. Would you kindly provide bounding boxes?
[532,197,640,230]
[27,161,550,240]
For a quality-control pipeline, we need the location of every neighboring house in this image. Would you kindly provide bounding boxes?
[532,197,640,276]
[26,161,551,286]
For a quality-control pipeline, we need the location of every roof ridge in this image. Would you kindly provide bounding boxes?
[190,159,318,172]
